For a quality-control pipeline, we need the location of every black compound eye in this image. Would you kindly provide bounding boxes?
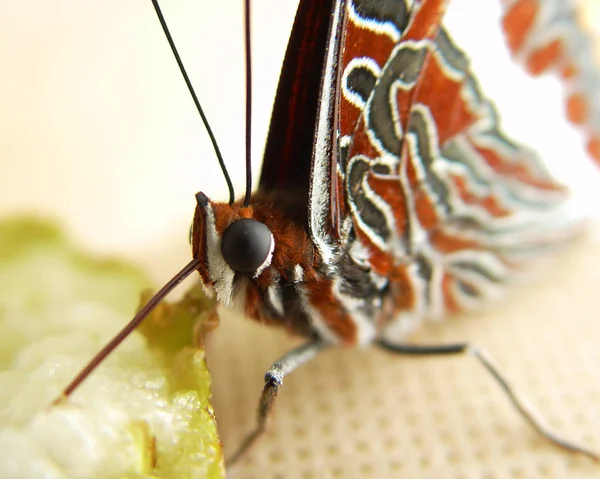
[221,219,273,274]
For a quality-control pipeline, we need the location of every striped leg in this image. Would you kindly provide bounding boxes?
[226,339,329,467]
[377,340,600,462]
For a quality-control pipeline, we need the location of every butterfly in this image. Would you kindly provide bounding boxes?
[55,0,600,468]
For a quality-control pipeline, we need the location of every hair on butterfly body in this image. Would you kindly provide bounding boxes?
[54,0,600,468]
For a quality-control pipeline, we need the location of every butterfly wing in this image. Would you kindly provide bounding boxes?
[339,0,577,335]
[257,0,579,345]
[260,0,364,268]
[259,0,339,245]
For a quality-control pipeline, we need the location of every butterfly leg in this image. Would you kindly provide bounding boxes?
[226,338,330,467]
[377,339,600,462]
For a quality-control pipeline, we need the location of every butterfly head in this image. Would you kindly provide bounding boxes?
[190,191,275,306]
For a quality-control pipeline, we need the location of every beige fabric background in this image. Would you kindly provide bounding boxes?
[0,1,599,478]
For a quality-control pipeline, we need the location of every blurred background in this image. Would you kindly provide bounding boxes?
[1,1,600,478]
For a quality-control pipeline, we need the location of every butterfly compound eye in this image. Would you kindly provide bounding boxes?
[221,219,273,274]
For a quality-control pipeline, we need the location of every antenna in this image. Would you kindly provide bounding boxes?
[243,0,253,206]
[52,259,200,403]
[150,0,236,205]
